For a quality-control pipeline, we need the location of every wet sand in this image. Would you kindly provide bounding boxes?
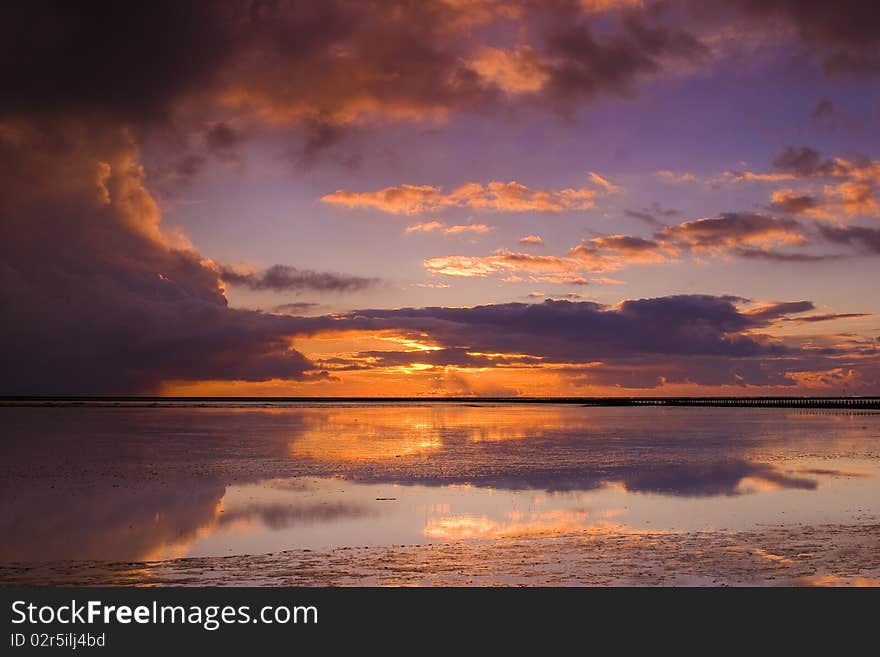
[2,522,878,587]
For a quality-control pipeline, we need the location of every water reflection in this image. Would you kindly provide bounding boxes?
[0,404,877,562]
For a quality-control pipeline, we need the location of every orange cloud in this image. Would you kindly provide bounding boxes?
[322,179,599,214]
[423,213,810,280]
[718,171,797,183]
[827,180,880,217]
[745,150,880,221]
[424,250,589,277]
[588,171,622,193]
[405,220,445,233]
[656,170,698,183]
[406,220,493,235]
[579,0,645,12]
[468,46,549,94]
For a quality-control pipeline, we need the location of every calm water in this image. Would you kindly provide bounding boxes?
[1,403,878,562]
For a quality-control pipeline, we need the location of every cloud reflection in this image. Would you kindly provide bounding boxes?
[1,404,876,563]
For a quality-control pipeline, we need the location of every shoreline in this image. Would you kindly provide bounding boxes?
[2,522,878,587]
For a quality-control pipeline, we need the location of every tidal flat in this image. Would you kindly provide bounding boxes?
[1,403,878,586]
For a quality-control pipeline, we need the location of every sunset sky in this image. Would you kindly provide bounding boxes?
[2,0,879,395]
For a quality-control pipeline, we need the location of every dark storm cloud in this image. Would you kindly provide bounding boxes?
[326,295,788,366]
[0,2,240,122]
[3,1,876,139]
[541,13,708,106]
[0,1,712,137]
[0,122,333,394]
[220,265,378,293]
[817,224,880,253]
[701,0,880,77]
[720,0,880,48]
[302,293,880,389]
[0,1,495,131]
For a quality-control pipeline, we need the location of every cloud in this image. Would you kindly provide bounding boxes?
[625,203,680,226]
[658,213,806,251]
[720,171,797,184]
[533,275,593,286]
[424,250,588,277]
[0,120,342,394]
[745,301,815,322]
[322,180,598,214]
[569,234,671,270]
[747,146,880,220]
[405,220,492,235]
[810,98,836,120]
[519,234,544,245]
[786,313,871,324]
[708,0,880,78]
[828,180,880,216]
[541,13,708,106]
[772,146,837,177]
[817,224,880,253]
[333,295,780,359]
[273,302,321,314]
[3,1,874,163]
[821,50,880,77]
[424,212,814,281]
[219,264,378,293]
[587,172,622,193]
[312,295,874,388]
[624,209,661,225]
[467,46,549,94]
[734,248,836,262]
[769,189,824,216]
[204,122,242,159]
[0,0,717,153]
[444,223,492,235]
[405,220,445,233]
[656,170,698,183]
[3,3,877,398]
[579,0,648,14]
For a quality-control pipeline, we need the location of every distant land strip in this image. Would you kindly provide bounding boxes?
[1,396,879,409]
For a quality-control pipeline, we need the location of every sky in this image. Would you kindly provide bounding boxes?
[1,0,879,396]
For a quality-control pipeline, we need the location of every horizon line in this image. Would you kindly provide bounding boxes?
[2,395,879,404]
